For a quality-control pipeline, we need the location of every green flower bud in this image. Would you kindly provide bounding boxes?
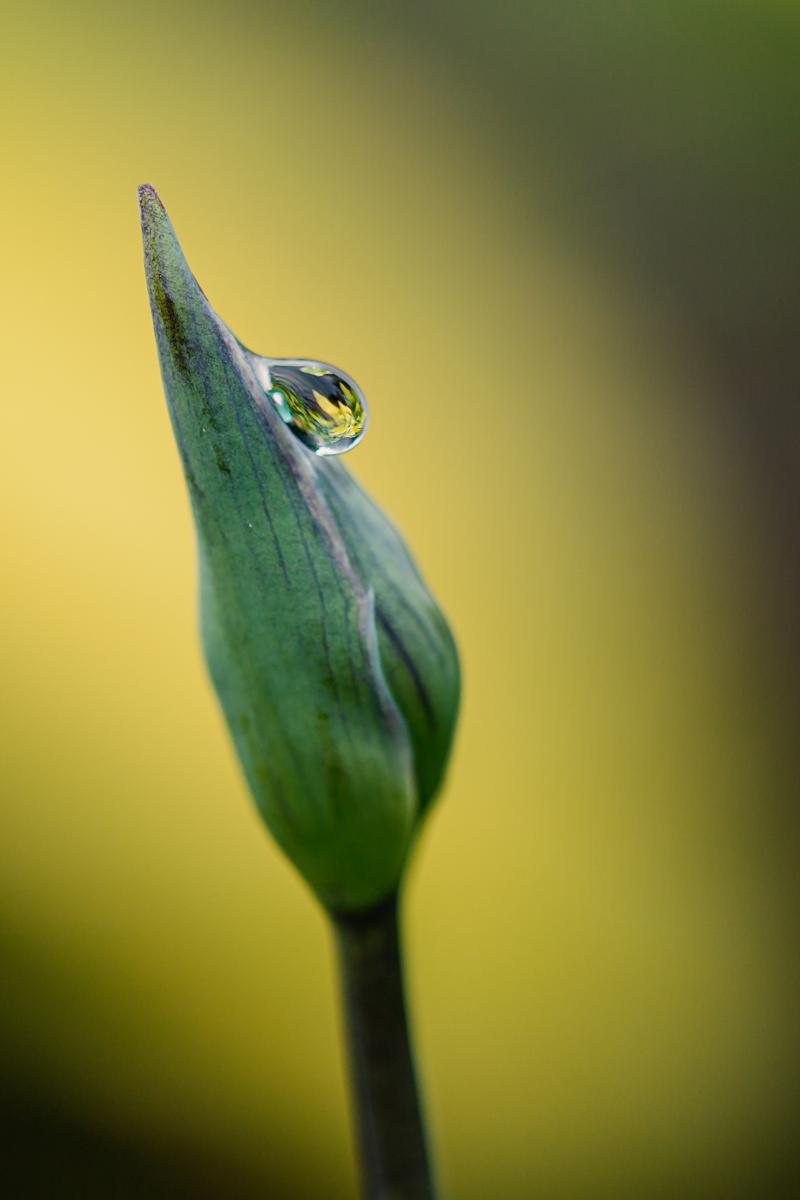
[138,186,459,913]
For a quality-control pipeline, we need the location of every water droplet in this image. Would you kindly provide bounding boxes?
[248,354,367,456]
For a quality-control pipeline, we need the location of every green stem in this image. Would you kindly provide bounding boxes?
[331,893,437,1200]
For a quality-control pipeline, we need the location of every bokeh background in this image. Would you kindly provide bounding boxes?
[2,2,799,1196]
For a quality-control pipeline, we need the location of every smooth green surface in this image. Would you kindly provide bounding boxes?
[334,898,435,1200]
[139,186,459,912]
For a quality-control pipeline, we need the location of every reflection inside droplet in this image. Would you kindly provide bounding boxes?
[248,353,367,455]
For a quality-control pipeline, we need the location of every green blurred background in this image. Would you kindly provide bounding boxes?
[2,1,799,1196]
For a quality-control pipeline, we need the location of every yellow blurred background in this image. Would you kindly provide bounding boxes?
[2,2,799,1196]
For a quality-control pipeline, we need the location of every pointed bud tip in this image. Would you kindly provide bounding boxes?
[137,182,162,210]
[137,185,188,290]
[137,185,171,244]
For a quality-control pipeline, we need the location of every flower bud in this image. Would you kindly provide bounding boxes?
[139,186,459,912]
